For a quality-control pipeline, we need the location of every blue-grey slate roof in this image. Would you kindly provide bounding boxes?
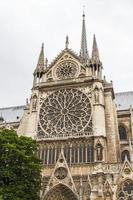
[115,91,133,110]
[0,106,25,123]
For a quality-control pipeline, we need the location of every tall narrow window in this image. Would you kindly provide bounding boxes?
[52,147,55,164]
[121,150,130,163]
[119,126,127,140]
[71,146,75,163]
[64,146,67,160]
[83,144,86,162]
[44,148,48,164]
[87,145,91,162]
[90,145,94,162]
[67,147,70,164]
[64,145,69,163]
[75,146,78,163]
[79,144,83,163]
[49,148,52,164]
[56,147,61,161]
[87,145,94,162]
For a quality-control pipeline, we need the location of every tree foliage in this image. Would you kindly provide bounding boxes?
[0,129,42,200]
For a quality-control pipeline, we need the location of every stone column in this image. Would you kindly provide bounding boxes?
[93,85,106,138]
[129,106,133,162]
[104,91,117,162]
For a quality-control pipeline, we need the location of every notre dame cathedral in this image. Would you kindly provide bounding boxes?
[0,12,133,200]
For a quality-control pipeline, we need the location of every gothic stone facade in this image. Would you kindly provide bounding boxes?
[1,15,133,200]
[17,45,133,199]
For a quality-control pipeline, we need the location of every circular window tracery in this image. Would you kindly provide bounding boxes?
[55,61,77,80]
[39,88,92,138]
[55,167,68,180]
[117,180,133,200]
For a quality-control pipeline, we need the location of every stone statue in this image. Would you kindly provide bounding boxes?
[32,95,37,110]
[94,88,99,103]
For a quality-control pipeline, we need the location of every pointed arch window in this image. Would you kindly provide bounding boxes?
[52,147,55,164]
[74,145,78,163]
[83,144,86,163]
[48,148,52,164]
[44,148,48,164]
[79,144,83,163]
[121,150,130,163]
[71,146,75,163]
[87,145,94,162]
[119,125,127,141]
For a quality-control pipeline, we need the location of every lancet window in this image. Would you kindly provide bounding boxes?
[121,150,130,163]
[119,125,127,141]
[38,142,94,165]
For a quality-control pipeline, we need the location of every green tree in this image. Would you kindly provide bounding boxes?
[0,128,42,200]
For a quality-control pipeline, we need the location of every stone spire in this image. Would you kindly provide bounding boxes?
[80,11,89,61]
[65,35,69,49]
[33,43,45,86]
[36,43,44,71]
[91,34,100,63]
[90,34,102,79]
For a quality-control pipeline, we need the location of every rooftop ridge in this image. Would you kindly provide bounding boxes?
[0,105,25,110]
[48,48,80,69]
[116,91,133,95]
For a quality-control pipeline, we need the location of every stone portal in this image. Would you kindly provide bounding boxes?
[44,184,78,200]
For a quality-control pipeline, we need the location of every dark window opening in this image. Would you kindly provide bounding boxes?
[119,126,127,140]
[121,150,130,163]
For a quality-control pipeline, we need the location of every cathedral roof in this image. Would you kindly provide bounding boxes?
[0,105,25,124]
[115,91,133,110]
[48,48,81,69]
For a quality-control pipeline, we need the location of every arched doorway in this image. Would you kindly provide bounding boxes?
[44,184,78,200]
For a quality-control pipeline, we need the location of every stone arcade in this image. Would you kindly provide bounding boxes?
[0,13,133,200]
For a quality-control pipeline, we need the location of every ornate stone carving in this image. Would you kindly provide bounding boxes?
[32,95,37,110]
[117,179,133,200]
[55,61,77,80]
[103,181,113,200]
[38,88,92,138]
[96,143,103,161]
[55,167,68,180]
[94,88,99,104]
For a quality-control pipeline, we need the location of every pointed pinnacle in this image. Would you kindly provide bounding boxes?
[65,35,69,49]
[80,11,89,61]
[92,34,100,62]
[44,57,48,68]
[83,9,85,18]
[36,43,44,70]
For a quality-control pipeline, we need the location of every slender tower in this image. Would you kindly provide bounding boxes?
[80,11,89,62]
[33,43,45,86]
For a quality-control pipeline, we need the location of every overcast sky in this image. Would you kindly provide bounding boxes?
[0,0,133,107]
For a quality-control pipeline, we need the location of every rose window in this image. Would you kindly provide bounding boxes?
[55,167,68,180]
[38,89,92,138]
[117,180,133,200]
[55,61,77,80]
